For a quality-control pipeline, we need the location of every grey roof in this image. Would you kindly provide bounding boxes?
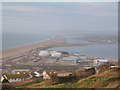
[61,56,79,61]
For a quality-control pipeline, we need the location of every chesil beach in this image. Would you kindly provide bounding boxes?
[1,32,118,59]
[2,33,55,50]
[1,33,65,59]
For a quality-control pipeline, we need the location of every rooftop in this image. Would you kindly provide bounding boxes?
[3,73,30,79]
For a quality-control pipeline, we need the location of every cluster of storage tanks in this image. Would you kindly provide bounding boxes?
[39,50,62,57]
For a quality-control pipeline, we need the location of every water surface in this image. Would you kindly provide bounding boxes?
[2,33,53,50]
[48,44,118,58]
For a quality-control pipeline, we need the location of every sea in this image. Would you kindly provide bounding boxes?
[2,32,118,58]
[48,33,118,58]
[2,33,53,50]
[47,44,118,58]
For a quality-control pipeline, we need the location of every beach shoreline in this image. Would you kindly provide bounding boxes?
[2,35,56,50]
[1,36,66,59]
[2,35,93,60]
[1,35,117,60]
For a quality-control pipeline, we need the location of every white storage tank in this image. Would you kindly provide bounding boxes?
[50,51,57,55]
[98,59,109,63]
[51,52,62,57]
[39,50,50,56]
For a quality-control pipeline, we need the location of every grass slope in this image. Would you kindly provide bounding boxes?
[15,68,119,88]
[75,68,119,88]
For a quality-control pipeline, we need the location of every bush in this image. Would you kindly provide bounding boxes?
[52,76,77,85]
[2,83,15,90]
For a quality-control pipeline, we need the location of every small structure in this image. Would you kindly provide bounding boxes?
[43,71,51,80]
[78,56,87,60]
[73,52,84,56]
[0,75,9,83]
[39,50,50,56]
[93,60,99,65]
[12,69,30,74]
[98,59,109,63]
[94,59,109,65]
[77,60,93,66]
[43,70,57,80]
[60,56,79,63]
[61,51,69,55]
[57,72,72,77]
[50,51,57,55]
[1,73,31,83]
[33,71,43,77]
[51,52,62,57]
[109,66,119,69]
[107,40,111,43]
[83,67,92,69]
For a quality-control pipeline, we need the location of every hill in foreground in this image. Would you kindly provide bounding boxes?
[9,68,119,89]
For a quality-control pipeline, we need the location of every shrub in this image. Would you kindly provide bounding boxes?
[2,83,15,90]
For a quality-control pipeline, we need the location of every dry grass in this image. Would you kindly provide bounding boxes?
[13,68,119,89]
[76,68,119,88]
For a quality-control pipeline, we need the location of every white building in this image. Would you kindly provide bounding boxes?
[43,71,51,80]
[60,56,79,63]
[39,50,50,56]
[12,69,30,74]
[93,60,99,65]
[110,66,119,69]
[98,59,109,63]
[83,67,92,69]
[51,52,62,57]
[33,71,43,77]
[79,56,87,60]
[94,59,109,65]
[1,74,31,83]
[57,72,72,77]
[43,70,57,80]
[50,51,57,55]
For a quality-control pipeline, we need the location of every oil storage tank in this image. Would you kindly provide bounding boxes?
[39,50,50,56]
[51,52,62,57]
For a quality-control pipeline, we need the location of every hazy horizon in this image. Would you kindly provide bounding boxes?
[2,2,118,36]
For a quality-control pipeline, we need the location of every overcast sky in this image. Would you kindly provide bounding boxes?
[2,2,118,35]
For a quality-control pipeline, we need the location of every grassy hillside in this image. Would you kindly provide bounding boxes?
[13,68,119,89]
[76,68,119,88]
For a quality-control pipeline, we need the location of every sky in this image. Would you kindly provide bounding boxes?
[2,2,118,35]
[2,0,120,2]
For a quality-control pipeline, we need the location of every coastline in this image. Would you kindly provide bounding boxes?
[2,35,117,60]
[2,36,65,59]
[2,35,56,50]
[2,35,118,74]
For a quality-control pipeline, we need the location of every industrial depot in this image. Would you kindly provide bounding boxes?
[38,50,114,66]
[1,49,118,83]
